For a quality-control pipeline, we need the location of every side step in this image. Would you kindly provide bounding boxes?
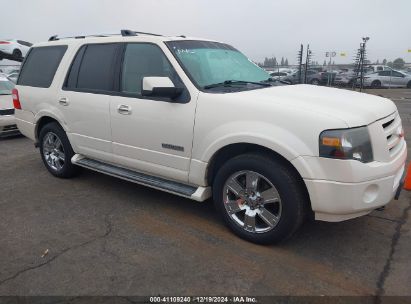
[71,155,211,201]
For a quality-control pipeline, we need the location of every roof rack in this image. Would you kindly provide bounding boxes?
[49,29,164,41]
[121,29,163,37]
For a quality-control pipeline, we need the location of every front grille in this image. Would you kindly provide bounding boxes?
[382,114,403,158]
[0,108,14,116]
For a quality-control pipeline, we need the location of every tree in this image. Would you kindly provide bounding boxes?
[284,58,289,66]
[382,59,387,65]
[280,57,284,66]
[323,60,326,66]
[387,61,393,68]
[375,59,380,64]
[392,58,405,69]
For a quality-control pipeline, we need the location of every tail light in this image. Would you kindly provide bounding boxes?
[0,41,10,44]
[12,89,22,109]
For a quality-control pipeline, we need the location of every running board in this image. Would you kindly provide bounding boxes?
[71,155,211,202]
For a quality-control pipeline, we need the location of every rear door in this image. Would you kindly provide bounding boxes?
[59,43,122,162]
[391,71,407,87]
[378,71,391,86]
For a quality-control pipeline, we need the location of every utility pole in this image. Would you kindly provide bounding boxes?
[297,44,303,84]
[325,51,336,86]
[304,45,311,84]
[352,37,369,92]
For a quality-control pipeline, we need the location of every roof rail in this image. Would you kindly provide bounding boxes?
[48,30,164,42]
[121,29,163,37]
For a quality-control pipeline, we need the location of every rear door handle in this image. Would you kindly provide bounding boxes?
[59,97,69,106]
[117,104,132,115]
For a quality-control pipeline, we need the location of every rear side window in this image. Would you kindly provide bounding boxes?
[65,43,120,92]
[17,40,33,47]
[18,46,67,88]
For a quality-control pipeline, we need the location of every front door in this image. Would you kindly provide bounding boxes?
[109,43,198,182]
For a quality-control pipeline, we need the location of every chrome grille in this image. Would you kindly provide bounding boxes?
[382,114,404,158]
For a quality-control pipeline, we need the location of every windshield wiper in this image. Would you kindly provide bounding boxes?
[203,80,271,89]
[262,77,291,85]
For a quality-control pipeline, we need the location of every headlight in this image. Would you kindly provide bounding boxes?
[319,127,373,163]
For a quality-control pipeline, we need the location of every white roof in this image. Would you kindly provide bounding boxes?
[34,34,219,48]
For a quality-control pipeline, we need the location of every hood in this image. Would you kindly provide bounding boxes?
[0,94,13,110]
[233,84,397,127]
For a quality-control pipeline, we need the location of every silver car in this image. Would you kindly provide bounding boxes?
[364,70,411,88]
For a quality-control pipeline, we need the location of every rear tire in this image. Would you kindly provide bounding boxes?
[39,122,80,178]
[371,80,381,88]
[212,153,308,244]
[407,81,411,88]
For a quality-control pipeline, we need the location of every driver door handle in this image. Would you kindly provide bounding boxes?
[118,104,132,115]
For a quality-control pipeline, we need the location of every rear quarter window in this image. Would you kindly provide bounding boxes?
[18,45,67,88]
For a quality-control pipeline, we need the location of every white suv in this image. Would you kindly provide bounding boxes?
[14,30,407,244]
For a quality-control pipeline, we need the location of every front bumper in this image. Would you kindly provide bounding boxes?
[0,115,19,137]
[292,140,407,222]
[305,163,405,221]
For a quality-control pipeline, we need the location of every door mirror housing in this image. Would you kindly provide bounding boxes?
[141,77,183,99]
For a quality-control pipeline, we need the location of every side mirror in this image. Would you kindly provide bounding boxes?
[141,77,183,99]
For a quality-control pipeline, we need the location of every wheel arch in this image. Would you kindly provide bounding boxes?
[35,114,67,142]
[205,142,312,214]
[206,143,304,187]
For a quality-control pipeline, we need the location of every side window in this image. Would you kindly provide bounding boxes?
[392,71,403,77]
[121,43,178,95]
[17,40,33,47]
[76,44,120,91]
[18,46,67,88]
[379,71,390,76]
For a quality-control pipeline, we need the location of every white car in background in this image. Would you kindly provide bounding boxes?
[364,70,411,88]
[7,73,19,83]
[0,39,32,59]
[0,77,18,137]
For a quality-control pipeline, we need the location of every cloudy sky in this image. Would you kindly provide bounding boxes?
[1,0,411,65]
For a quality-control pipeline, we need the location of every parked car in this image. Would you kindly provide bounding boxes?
[367,65,394,73]
[364,70,411,88]
[0,39,32,59]
[320,71,340,85]
[7,72,19,83]
[334,70,357,86]
[269,71,289,81]
[0,77,18,137]
[14,30,407,244]
[283,70,322,85]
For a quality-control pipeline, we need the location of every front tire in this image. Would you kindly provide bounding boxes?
[213,153,307,244]
[39,122,79,178]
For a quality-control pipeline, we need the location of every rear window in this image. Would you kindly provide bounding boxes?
[65,43,120,92]
[18,45,67,88]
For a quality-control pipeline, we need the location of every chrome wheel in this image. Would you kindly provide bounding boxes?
[223,170,282,234]
[42,132,66,171]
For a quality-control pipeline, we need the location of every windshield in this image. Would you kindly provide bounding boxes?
[166,40,270,89]
[0,80,14,95]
